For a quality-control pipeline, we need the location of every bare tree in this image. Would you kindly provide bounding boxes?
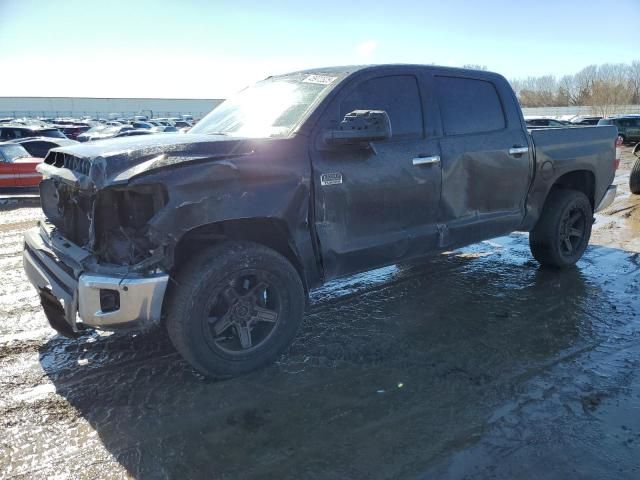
[628,60,640,104]
[590,63,634,116]
[559,74,580,105]
[510,60,639,109]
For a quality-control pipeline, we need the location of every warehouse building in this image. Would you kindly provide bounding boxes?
[0,97,224,120]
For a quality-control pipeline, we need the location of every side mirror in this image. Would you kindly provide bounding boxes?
[324,110,392,146]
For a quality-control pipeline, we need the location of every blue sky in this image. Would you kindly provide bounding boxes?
[1,0,638,98]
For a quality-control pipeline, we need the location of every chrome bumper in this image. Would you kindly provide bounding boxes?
[23,225,168,334]
[595,185,616,212]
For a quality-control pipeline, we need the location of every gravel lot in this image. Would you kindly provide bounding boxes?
[1,148,639,479]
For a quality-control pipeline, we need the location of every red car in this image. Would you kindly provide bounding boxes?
[0,142,43,188]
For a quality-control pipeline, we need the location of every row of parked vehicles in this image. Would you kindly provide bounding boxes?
[0,116,196,187]
[524,114,640,144]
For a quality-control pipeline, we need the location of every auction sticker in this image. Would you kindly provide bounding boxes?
[303,75,337,85]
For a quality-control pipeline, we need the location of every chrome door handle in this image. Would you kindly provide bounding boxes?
[413,155,441,166]
[509,146,529,155]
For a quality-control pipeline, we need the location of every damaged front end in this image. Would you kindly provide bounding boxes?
[39,150,169,270]
[24,150,170,336]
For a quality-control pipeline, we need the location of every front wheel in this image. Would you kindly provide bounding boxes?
[166,242,305,378]
[529,189,593,268]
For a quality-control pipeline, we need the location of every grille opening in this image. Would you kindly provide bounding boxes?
[45,151,91,175]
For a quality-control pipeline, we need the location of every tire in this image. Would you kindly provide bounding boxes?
[165,241,305,378]
[529,189,593,268]
[631,157,640,195]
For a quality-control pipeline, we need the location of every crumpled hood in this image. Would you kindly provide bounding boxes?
[42,133,257,189]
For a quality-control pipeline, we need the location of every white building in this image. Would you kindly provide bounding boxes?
[0,97,224,120]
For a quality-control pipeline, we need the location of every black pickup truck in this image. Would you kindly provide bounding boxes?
[24,65,619,377]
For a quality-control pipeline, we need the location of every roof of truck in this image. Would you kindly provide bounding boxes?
[289,64,501,77]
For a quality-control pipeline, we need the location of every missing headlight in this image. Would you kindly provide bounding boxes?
[94,184,167,265]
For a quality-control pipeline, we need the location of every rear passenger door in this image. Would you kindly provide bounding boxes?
[435,75,531,247]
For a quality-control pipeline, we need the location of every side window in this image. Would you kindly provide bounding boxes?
[435,76,505,135]
[340,75,423,139]
[31,142,51,157]
[1,128,16,140]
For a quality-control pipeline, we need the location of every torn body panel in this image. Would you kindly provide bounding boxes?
[38,133,321,289]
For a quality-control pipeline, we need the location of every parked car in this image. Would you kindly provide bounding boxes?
[0,142,42,187]
[598,116,640,143]
[173,120,192,128]
[114,129,154,137]
[12,137,78,158]
[131,121,154,129]
[525,117,569,127]
[77,125,135,142]
[59,125,92,140]
[25,64,619,378]
[0,125,66,141]
[570,116,602,126]
[152,118,175,126]
[151,125,178,133]
[631,143,640,195]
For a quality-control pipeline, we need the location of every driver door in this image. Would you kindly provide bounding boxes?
[310,72,442,279]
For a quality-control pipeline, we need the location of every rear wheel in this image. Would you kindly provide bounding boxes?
[631,156,640,195]
[166,242,305,378]
[529,189,593,268]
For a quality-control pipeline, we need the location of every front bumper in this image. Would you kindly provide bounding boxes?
[595,185,616,212]
[23,224,169,336]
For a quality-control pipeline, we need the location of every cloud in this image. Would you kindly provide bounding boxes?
[355,40,378,58]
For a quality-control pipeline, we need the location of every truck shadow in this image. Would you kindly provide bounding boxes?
[38,235,635,479]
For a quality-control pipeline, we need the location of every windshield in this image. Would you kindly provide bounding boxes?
[0,144,31,161]
[190,74,338,138]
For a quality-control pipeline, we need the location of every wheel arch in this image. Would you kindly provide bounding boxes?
[170,217,310,295]
[548,170,596,208]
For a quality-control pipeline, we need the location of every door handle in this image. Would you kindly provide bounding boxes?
[509,146,529,156]
[413,155,440,166]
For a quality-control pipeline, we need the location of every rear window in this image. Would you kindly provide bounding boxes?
[22,141,54,158]
[0,144,31,161]
[436,76,505,135]
[597,119,613,125]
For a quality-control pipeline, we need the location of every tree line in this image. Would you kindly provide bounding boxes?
[509,61,640,115]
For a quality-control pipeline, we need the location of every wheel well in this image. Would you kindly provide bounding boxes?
[550,170,595,207]
[171,218,307,291]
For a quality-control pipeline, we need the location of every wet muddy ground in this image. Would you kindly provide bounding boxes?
[1,149,639,479]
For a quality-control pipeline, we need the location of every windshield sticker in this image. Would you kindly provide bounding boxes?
[303,75,337,85]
